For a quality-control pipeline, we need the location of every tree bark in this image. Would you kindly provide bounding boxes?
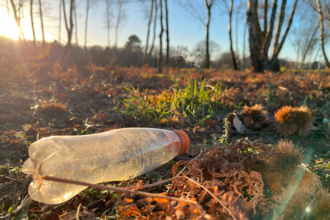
[84,0,90,51]
[204,0,212,69]
[30,0,36,44]
[229,0,238,70]
[164,0,169,67]
[38,0,45,44]
[148,0,158,64]
[316,0,330,68]
[144,0,154,64]
[158,0,164,73]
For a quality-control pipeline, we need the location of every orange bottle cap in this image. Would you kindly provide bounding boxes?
[173,130,190,155]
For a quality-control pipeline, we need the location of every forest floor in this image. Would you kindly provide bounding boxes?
[1,58,330,219]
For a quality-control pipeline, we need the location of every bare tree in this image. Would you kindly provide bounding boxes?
[316,0,330,68]
[158,0,164,73]
[229,0,238,70]
[84,0,90,50]
[114,0,127,49]
[164,0,169,67]
[143,0,154,63]
[204,0,213,68]
[74,0,78,46]
[9,0,25,40]
[242,22,247,70]
[290,2,319,68]
[148,0,158,62]
[59,0,62,43]
[104,0,111,48]
[176,0,214,68]
[30,0,36,44]
[62,0,75,54]
[38,0,45,44]
[247,0,298,72]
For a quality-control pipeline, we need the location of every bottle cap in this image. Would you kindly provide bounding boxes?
[173,130,190,155]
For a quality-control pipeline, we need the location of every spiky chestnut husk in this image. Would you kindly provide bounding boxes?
[275,106,314,137]
[240,104,270,129]
[261,140,321,193]
[271,186,330,220]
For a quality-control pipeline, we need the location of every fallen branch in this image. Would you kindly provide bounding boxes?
[41,175,205,215]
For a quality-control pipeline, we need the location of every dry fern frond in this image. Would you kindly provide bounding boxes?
[262,140,321,193]
[275,106,314,137]
[272,187,330,220]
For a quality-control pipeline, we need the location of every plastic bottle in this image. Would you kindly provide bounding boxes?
[22,128,190,204]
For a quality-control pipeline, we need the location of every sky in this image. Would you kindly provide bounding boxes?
[0,0,328,62]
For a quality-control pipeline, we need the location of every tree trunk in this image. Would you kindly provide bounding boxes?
[63,0,74,54]
[59,0,62,43]
[158,0,164,73]
[242,21,247,70]
[269,0,298,68]
[164,0,169,67]
[247,0,263,72]
[115,1,123,49]
[106,0,110,48]
[84,0,90,51]
[204,0,212,69]
[263,0,267,31]
[262,0,277,63]
[38,0,45,44]
[229,0,238,70]
[6,0,10,16]
[272,0,286,55]
[30,0,36,44]
[316,0,330,68]
[235,0,241,69]
[144,0,154,64]
[148,1,158,65]
[10,0,25,40]
[74,0,78,46]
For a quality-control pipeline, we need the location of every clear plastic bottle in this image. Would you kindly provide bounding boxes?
[22,128,190,204]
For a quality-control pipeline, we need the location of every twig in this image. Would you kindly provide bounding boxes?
[11,172,19,209]
[123,176,182,190]
[175,147,203,177]
[76,203,81,220]
[0,179,15,190]
[185,176,237,220]
[41,175,199,206]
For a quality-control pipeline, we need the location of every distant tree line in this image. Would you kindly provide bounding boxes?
[2,0,330,72]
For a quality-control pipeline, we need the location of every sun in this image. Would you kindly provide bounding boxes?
[0,8,22,40]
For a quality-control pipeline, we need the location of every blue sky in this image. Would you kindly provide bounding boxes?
[0,0,328,62]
